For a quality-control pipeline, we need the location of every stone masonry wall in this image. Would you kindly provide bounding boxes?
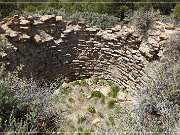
[0,15,172,91]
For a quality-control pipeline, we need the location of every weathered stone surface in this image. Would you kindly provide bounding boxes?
[53,88,60,95]
[0,51,7,57]
[20,26,29,30]
[32,34,41,44]
[20,20,31,26]
[33,21,44,25]
[25,15,34,23]
[157,50,163,57]
[61,82,69,89]
[9,31,18,38]
[0,15,171,92]
[19,34,30,41]
[115,25,121,30]
[92,118,100,126]
[176,27,180,31]
[165,23,175,30]
[40,15,55,22]
[11,15,19,24]
[126,28,134,34]
[139,43,150,54]
[148,30,160,36]
[56,16,63,21]
[94,86,111,97]
[116,91,126,101]
[159,32,168,40]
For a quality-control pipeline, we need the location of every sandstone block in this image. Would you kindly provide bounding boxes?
[20,20,31,26]
[25,15,34,23]
[176,27,180,31]
[126,28,134,34]
[94,86,111,97]
[32,34,41,44]
[56,16,63,21]
[115,24,121,30]
[0,51,7,58]
[19,34,30,41]
[11,15,19,24]
[40,15,55,22]
[159,32,168,40]
[139,43,150,54]
[165,23,175,30]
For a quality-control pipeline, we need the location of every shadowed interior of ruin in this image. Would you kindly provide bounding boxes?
[0,15,169,91]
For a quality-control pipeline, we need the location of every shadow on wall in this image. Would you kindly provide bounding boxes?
[0,14,169,91]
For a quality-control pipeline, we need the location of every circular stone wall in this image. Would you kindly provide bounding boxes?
[0,15,169,91]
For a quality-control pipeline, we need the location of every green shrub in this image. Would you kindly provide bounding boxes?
[68,11,119,29]
[77,115,86,124]
[92,77,100,85]
[0,39,15,53]
[110,85,119,98]
[61,88,72,95]
[107,99,116,109]
[137,37,180,132]
[130,8,161,34]
[151,124,164,134]
[80,79,89,87]
[172,4,180,20]
[68,97,75,104]
[91,91,104,98]
[0,65,59,133]
[37,7,66,17]
[26,5,37,12]
[108,116,115,125]
[87,106,96,114]
[97,112,104,118]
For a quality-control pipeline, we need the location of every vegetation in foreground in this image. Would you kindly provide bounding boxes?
[0,2,179,134]
[0,35,179,134]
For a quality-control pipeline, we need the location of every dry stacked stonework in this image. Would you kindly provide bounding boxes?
[0,15,176,91]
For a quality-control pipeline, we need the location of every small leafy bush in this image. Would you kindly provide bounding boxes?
[0,39,15,53]
[137,37,180,132]
[61,88,72,95]
[172,4,180,20]
[77,115,86,124]
[91,91,104,98]
[0,65,60,133]
[130,8,161,34]
[68,97,75,104]
[110,85,119,98]
[97,112,104,118]
[107,99,116,109]
[87,106,96,114]
[108,116,115,125]
[68,11,120,29]
[37,7,66,17]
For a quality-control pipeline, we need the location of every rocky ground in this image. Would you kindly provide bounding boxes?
[43,77,138,134]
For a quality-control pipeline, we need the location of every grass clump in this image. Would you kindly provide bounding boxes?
[61,88,72,95]
[68,97,75,104]
[108,116,115,125]
[107,99,116,109]
[97,112,104,118]
[87,106,96,114]
[77,115,86,124]
[91,91,104,98]
[151,124,164,134]
[110,85,119,98]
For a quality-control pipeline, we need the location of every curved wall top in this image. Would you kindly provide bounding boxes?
[0,15,171,91]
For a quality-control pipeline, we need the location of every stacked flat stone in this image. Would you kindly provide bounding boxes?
[0,15,172,91]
